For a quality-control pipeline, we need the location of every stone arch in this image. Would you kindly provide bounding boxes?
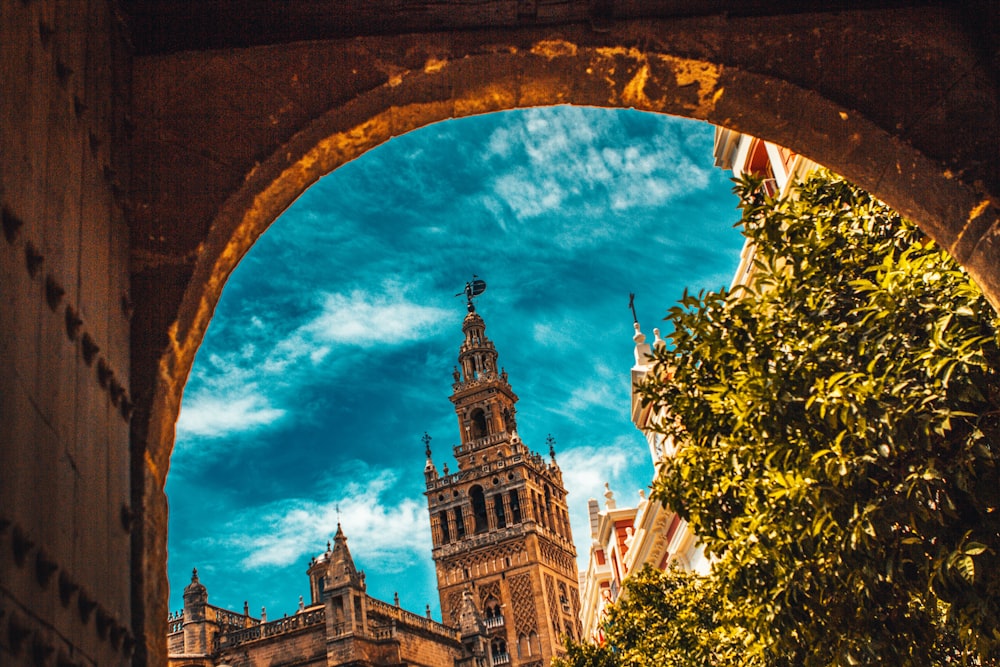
[131,13,1000,663]
[470,408,488,440]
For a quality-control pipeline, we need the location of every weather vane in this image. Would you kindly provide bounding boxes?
[628,292,638,324]
[456,275,487,312]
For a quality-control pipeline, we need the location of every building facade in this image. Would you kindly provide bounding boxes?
[424,299,582,667]
[167,526,487,667]
[577,322,710,642]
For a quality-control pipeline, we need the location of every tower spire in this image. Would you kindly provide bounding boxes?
[425,296,581,658]
[423,432,439,481]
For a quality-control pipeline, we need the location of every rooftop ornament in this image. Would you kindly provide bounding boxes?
[456,275,487,312]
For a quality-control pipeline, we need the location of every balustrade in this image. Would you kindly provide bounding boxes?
[218,607,325,648]
[484,615,505,629]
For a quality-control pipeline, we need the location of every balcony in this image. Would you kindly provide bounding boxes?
[492,651,511,665]
[484,614,505,630]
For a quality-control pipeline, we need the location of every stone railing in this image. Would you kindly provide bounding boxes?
[492,651,511,665]
[210,604,255,632]
[484,615,504,629]
[219,607,325,648]
[456,432,507,454]
[365,597,459,640]
[167,616,183,634]
[434,525,522,558]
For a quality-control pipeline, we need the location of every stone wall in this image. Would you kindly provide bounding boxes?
[0,0,133,665]
[218,624,327,667]
[395,629,465,667]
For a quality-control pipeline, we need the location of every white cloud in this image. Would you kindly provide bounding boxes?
[558,438,637,501]
[216,466,430,572]
[560,436,653,556]
[481,106,714,229]
[176,284,449,450]
[176,394,286,439]
[543,363,627,424]
[303,290,449,347]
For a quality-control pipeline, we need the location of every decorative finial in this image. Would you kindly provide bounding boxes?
[628,292,638,324]
[191,567,199,583]
[604,482,616,509]
[422,432,432,458]
[653,328,666,351]
[455,275,487,313]
[394,592,400,607]
[426,604,432,619]
[546,434,556,460]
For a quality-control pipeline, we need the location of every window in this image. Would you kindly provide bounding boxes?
[508,490,521,523]
[518,633,529,658]
[491,638,509,665]
[470,409,487,439]
[470,486,488,533]
[493,494,507,528]
[438,510,451,543]
[453,507,466,539]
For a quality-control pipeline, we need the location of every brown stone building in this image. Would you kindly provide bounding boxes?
[425,298,582,667]
[167,298,579,666]
[168,526,488,667]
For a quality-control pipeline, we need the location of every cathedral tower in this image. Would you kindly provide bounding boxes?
[425,293,581,667]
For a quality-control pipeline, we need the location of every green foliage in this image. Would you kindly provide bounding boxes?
[634,171,1000,665]
[553,566,753,667]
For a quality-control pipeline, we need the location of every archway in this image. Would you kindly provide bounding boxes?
[131,12,999,662]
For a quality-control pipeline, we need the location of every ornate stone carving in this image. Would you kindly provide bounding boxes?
[508,573,537,635]
[544,575,560,639]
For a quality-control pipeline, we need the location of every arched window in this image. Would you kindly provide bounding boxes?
[518,633,530,657]
[470,486,488,533]
[558,582,571,613]
[453,507,466,539]
[508,490,521,523]
[491,638,509,664]
[493,494,507,528]
[438,510,451,544]
[544,486,553,532]
[470,409,487,439]
[484,596,501,618]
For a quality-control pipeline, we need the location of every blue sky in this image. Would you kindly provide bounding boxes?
[166,106,745,622]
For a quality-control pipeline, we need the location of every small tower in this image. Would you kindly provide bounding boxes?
[426,288,581,667]
[181,568,213,655]
[310,523,370,639]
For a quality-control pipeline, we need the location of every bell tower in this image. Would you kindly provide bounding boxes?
[425,283,581,667]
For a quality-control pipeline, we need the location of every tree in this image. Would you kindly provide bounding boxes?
[634,171,1000,665]
[554,565,754,667]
